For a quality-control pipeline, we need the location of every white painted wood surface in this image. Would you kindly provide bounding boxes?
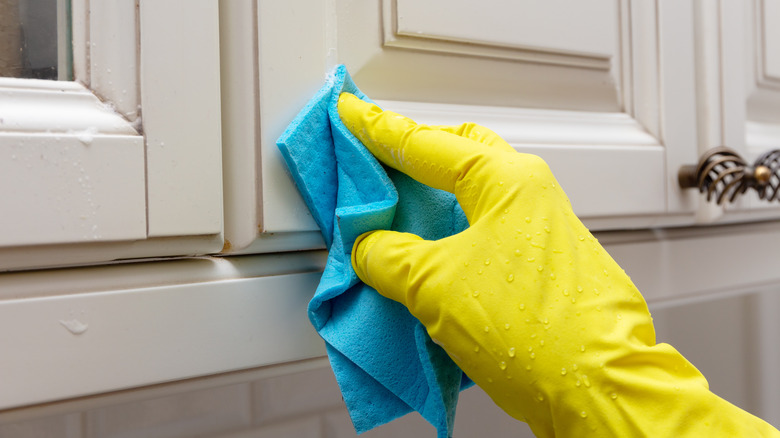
[377,100,667,218]
[393,0,617,58]
[0,79,137,134]
[234,0,701,254]
[696,0,780,221]
[0,79,145,247]
[140,0,223,238]
[3,221,780,412]
[762,0,780,81]
[255,1,330,236]
[3,0,780,416]
[0,133,145,246]
[88,0,139,122]
[0,270,324,410]
[0,2,225,270]
[219,1,325,254]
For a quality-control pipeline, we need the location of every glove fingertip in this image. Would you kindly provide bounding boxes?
[351,230,383,284]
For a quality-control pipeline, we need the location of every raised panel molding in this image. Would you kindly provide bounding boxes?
[140,0,223,237]
[377,100,657,147]
[338,0,622,111]
[379,100,665,219]
[698,0,780,220]
[745,0,780,121]
[245,0,698,252]
[759,0,780,86]
[382,0,615,70]
[0,79,146,248]
[0,2,226,271]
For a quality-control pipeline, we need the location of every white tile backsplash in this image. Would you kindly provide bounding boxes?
[0,413,82,438]
[252,367,343,424]
[0,366,529,438]
[216,417,322,438]
[322,407,435,438]
[85,384,251,438]
[453,387,535,437]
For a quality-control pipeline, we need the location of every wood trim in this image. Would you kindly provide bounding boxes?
[382,0,612,70]
[3,220,780,411]
[89,0,139,122]
[139,0,223,237]
[607,219,780,306]
[375,100,658,147]
[0,266,325,411]
[0,79,137,134]
[755,0,780,90]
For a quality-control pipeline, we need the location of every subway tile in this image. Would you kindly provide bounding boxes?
[0,413,82,438]
[453,387,534,437]
[322,408,435,438]
[322,386,534,438]
[217,417,322,438]
[252,367,344,423]
[86,383,251,438]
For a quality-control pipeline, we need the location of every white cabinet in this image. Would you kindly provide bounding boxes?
[0,0,223,271]
[7,0,780,264]
[695,0,780,223]
[221,0,704,256]
[222,0,780,254]
[0,252,327,410]
[4,0,780,419]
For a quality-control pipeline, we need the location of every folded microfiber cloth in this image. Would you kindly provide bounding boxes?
[277,65,472,437]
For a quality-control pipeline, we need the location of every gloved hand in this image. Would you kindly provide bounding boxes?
[338,92,780,437]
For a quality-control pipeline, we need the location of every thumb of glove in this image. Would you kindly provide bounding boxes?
[352,229,440,314]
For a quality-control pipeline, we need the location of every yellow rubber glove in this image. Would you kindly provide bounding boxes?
[338,92,780,437]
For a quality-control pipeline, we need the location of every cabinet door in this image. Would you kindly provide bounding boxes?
[221,0,699,255]
[0,1,223,271]
[702,0,780,223]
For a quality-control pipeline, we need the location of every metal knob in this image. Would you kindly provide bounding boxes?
[678,147,780,204]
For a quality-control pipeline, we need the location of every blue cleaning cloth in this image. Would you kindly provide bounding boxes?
[277,65,472,437]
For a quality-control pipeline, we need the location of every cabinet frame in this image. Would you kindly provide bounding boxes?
[224,0,701,255]
[0,0,224,271]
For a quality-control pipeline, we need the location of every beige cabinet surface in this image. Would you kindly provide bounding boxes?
[3,0,780,425]
[224,0,703,255]
[707,0,780,223]
[0,0,223,271]
[5,0,780,267]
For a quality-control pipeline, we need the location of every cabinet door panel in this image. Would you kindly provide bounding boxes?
[762,0,780,80]
[344,0,620,111]
[223,0,698,254]
[140,1,223,237]
[0,1,224,271]
[711,0,780,222]
[394,0,617,58]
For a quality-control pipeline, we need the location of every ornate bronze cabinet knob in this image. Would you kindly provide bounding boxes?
[678,147,780,204]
